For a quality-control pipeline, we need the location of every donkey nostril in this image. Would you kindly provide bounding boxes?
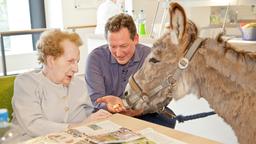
[124,91,128,96]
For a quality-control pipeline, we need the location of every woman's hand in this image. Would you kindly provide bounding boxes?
[96,96,126,113]
[84,109,112,123]
[68,109,112,128]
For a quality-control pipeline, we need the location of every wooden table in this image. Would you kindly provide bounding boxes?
[107,113,221,144]
[23,113,221,144]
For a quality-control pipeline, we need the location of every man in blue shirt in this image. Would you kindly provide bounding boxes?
[85,13,175,128]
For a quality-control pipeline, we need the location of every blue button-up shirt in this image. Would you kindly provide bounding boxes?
[85,44,151,109]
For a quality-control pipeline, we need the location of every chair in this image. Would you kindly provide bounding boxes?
[0,75,16,121]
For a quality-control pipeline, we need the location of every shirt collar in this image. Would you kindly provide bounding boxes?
[110,45,141,64]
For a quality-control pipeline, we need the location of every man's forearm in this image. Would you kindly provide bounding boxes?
[94,102,107,110]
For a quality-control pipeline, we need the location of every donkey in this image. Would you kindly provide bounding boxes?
[121,2,256,144]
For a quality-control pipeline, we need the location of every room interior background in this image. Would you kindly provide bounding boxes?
[1,0,255,143]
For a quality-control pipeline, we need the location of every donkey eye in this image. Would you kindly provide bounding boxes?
[124,91,128,96]
[149,57,160,63]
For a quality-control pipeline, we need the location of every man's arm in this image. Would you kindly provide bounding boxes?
[85,50,108,110]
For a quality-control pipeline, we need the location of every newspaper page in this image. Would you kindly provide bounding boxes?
[22,120,186,144]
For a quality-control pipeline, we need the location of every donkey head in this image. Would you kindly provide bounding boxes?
[123,3,199,114]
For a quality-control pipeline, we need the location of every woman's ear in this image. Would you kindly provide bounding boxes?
[46,55,55,68]
[169,3,187,45]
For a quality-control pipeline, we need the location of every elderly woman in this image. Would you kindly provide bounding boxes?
[7,29,111,143]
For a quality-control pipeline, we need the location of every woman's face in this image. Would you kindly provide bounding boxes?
[48,39,80,86]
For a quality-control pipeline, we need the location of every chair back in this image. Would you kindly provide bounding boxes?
[0,75,16,121]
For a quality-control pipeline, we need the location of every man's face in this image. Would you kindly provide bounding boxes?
[107,28,138,65]
[49,39,80,86]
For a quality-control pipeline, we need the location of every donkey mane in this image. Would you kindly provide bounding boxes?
[200,37,256,93]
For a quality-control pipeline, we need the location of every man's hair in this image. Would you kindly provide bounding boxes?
[37,29,82,64]
[105,13,137,40]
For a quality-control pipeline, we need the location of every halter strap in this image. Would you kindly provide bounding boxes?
[147,38,205,98]
[129,75,143,95]
[125,38,204,111]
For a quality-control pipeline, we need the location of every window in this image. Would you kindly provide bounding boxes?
[0,0,46,75]
[1,0,32,53]
[0,0,10,51]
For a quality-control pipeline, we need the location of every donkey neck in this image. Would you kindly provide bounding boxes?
[186,38,256,144]
[199,38,256,93]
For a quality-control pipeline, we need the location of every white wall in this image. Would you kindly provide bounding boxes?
[44,0,64,28]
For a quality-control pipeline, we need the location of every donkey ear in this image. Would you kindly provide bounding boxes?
[169,3,187,45]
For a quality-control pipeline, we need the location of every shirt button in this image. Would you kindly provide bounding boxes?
[64,107,69,112]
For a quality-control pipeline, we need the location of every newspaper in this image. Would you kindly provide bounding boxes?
[22,120,187,144]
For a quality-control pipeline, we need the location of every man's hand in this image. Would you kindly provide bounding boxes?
[96,96,144,116]
[120,109,143,117]
[96,96,126,113]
